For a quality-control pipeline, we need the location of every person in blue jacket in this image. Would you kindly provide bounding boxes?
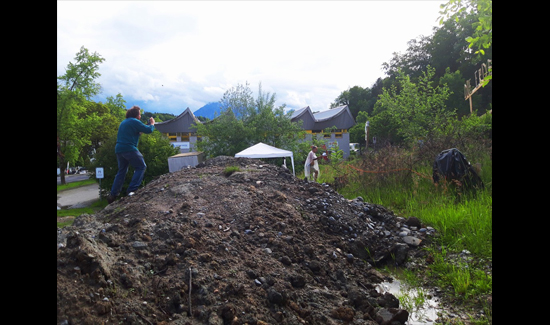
[107,105,155,203]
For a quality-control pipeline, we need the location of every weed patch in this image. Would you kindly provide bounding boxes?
[57,179,96,192]
[223,166,241,176]
[57,200,108,228]
[321,141,491,321]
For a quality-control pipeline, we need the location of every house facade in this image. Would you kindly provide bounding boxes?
[154,107,201,153]
[155,104,356,158]
[290,105,355,158]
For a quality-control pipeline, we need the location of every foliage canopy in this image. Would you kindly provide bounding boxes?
[193,82,305,159]
[57,46,106,184]
[58,46,183,190]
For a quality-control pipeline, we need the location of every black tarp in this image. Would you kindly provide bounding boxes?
[432,148,483,189]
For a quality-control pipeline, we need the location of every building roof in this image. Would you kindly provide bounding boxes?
[154,107,201,133]
[290,106,315,130]
[290,106,311,119]
[290,105,355,131]
[313,105,348,121]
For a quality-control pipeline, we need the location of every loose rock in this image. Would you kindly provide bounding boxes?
[57,156,427,325]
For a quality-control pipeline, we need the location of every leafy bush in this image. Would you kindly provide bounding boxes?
[372,66,455,147]
[193,82,304,159]
[90,131,179,197]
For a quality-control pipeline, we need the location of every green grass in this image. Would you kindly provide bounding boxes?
[320,160,492,256]
[57,179,97,192]
[318,152,492,320]
[57,199,108,228]
[57,199,107,217]
[412,192,492,257]
[223,166,241,176]
[57,179,107,228]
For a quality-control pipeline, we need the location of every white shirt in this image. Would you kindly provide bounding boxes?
[304,150,319,177]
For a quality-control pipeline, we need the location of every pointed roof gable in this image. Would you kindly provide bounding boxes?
[290,106,311,119]
[312,105,355,130]
[291,105,355,131]
[154,107,201,133]
[290,106,316,130]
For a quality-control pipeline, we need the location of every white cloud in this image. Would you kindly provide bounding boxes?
[57,1,446,115]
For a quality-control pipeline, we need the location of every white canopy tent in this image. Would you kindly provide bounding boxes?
[234,142,295,176]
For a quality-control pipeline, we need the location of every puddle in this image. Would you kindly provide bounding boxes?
[377,277,441,324]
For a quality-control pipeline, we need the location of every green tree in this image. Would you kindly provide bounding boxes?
[348,111,369,147]
[194,109,249,158]
[330,86,373,119]
[439,67,483,118]
[219,81,256,121]
[193,82,256,157]
[372,66,455,146]
[78,100,120,166]
[246,83,304,151]
[428,12,478,78]
[57,46,105,184]
[140,112,176,124]
[105,93,127,121]
[330,77,391,122]
[382,12,486,84]
[439,0,492,56]
[194,82,304,159]
[381,7,491,114]
[382,35,432,82]
[439,0,492,86]
[91,131,179,197]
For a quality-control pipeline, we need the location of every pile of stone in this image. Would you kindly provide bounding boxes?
[57,156,436,325]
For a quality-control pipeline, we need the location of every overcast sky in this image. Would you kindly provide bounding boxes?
[57,0,446,116]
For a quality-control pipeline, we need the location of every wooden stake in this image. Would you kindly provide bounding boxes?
[189,267,192,317]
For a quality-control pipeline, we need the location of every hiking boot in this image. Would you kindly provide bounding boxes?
[107,194,116,204]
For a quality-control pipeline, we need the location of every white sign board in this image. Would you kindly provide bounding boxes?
[172,142,190,149]
[57,168,61,175]
[96,167,104,179]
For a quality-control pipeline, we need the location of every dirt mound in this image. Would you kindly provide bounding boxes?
[57,156,432,325]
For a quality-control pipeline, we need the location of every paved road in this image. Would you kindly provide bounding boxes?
[57,182,101,209]
[57,173,91,185]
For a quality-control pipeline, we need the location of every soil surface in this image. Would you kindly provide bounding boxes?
[57,156,440,325]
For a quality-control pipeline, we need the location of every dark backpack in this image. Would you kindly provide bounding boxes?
[432,148,483,190]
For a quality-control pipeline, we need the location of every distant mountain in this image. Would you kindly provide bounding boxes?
[193,102,222,120]
[193,102,296,120]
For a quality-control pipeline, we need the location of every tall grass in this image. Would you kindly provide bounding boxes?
[320,144,492,259]
[319,142,492,312]
[414,190,492,257]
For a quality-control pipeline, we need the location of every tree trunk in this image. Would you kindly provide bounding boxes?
[59,156,66,185]
[58,136,66,185]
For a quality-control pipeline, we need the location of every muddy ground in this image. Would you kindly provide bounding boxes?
[57,156,467,325]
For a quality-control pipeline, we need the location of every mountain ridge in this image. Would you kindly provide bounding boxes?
[193,102,222,119]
